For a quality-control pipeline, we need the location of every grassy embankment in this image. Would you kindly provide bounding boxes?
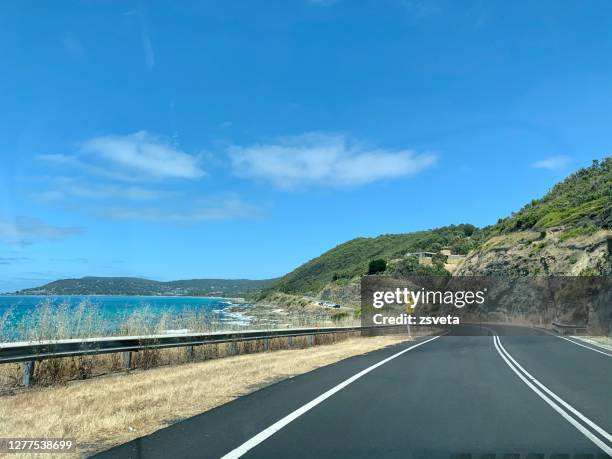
[0,334,413,457]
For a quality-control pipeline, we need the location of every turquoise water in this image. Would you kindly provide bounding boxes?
[0,295,253,341]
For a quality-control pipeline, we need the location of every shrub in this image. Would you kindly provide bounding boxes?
[330,311,350,323]
[368,259,387,275]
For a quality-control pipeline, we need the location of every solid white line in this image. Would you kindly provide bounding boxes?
[493,335,612,455]
[495,335,612,443]
[220,334,442,459]
[556,335,612,358]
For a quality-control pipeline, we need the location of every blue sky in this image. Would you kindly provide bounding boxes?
[1,0,611,292]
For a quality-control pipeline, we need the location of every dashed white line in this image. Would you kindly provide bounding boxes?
[493,335,612,456]
[221,334,442,459]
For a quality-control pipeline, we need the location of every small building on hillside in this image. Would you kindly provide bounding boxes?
[405,252,437,266]
[404,249,467,268]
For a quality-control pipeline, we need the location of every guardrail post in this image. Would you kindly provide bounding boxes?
[22,361,35,387]
[122,351,132,370]
[287,336,293,349]
[309,335,314,347]
[263,338,269,351]
[185,345,194,361]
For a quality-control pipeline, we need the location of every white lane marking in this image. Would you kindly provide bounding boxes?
[495,335,612,443]
[221,334,442,459]
[493,335,612,455]
[556,335,612,358]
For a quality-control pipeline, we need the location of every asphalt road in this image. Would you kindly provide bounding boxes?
[93,326,612,459]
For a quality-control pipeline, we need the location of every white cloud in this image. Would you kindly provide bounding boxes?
[100,198,261,222]
[30,178,162,201]
[0,217,83,246]
[83,131,203,179]
[228,133,437,189]
[531,155,573,170]
[38,131,204,181]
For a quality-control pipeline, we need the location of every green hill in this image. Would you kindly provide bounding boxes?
[15,277,275,297]
[267,224,482,296]
[264,157,611,298]
[489,158,611,236]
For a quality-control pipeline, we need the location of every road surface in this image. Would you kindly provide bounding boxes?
[93,326,612,458]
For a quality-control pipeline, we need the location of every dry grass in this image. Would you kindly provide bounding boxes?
[0,298,360,388]
[0,299,359,345]
[0,333,368,389]
[0,334,412,458]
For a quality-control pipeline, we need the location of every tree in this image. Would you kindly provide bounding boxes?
[462,224,476,237]
[432,253,448,268]
[393,256,420,276]
[368,259,387,275]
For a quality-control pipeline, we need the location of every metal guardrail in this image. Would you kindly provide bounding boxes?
[551,321,588,335]
[0,325,405,386]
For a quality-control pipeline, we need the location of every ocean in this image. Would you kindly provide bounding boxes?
[0,295,254,342]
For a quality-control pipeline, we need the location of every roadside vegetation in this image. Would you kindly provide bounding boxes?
[0,300,233,343]
[0,299,360,389]
[0,330,364,389]
[0,298,357,344]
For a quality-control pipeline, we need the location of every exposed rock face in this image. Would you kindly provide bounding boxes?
[319,281,361,307]
[455,230,611,276]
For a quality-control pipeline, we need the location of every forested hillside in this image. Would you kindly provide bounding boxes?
[263,157,611,300]
[489,158,611,236]
[267,224,481,296]
[15,277,275,297]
